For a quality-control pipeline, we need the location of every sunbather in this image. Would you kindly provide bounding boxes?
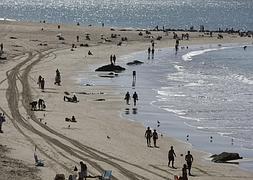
[64,94,78,102]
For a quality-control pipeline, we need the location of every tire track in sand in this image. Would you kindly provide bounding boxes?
[5,49,170,179]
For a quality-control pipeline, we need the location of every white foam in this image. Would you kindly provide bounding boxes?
[174,64,184,71]
[182,46,232,61]
[178,116,202,122]
[162,108,186,115]
[233,74,253,85]
[157,90,186,97]
[0,18,16,21]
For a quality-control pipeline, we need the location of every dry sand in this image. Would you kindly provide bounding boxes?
[0,21,253,180]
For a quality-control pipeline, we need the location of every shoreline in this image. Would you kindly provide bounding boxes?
[0,21,253,179]
[92,43,253,172]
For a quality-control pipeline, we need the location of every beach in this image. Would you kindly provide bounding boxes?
[0,20,253,180]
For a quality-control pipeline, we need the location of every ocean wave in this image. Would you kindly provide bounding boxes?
[232,74,253,85]
[162,107,186,115]
[174,64,184,71]
[178,116,202,122]
[0,17,16,21]
[182,46,232,61]
[157,90,186,97]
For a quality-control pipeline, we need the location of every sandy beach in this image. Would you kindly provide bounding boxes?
[0,20,253,180]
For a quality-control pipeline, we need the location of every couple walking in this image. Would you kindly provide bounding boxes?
[124,92,138,106]
[144,127,158,147]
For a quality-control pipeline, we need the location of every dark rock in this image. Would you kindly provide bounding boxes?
[211,152,242,163]
[95,64,125,73]
[0,56,7,60]
[126,60,144,66]
[54,174,65,180]
[10,36,17,39]
[95,99,105,101]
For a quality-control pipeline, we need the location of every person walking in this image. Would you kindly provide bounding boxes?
[124,92,130,105]
[145,127,152,147]
[185,151,193,176]
[152,129,158,147]
[132,92,138,106]
[168,146,176,168]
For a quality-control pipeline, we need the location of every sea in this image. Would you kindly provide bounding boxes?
[83,43,253,171]
[0,0,253,31]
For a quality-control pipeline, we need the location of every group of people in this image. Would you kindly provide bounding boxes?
[0,113,6,133]
[144,125,194,179]
[66,161,92,180]
[110,54,117,65]
[168,146,194,180]
[144,127,159,147]
[65,115,77,123]
[30,98,46,111]
[38,69,61,90]
[124,92,138,106]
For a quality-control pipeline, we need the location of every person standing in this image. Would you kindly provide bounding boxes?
[124,92,130,105]
[151,48,155,59]
[152,129,158,147]
[145,127,152,147]
[110,55,113,65]
[168,146,176,168]
[37,75,42,88]
[132,71,136,82]
[185,151,193,176]
[41,78,45,91]
[132,92,138,106]
[182,164,188,180]
[0,113,6,133]
[79,161,87,180]
[0,43,3,52]
[113,55,116,65]
[147,47,151,59]
[38,99,44,110]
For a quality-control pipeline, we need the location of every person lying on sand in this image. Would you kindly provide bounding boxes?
[64,94,78,103]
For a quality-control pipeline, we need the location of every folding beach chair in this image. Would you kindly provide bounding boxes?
[34,153,44,167]
[101,170,112,180]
